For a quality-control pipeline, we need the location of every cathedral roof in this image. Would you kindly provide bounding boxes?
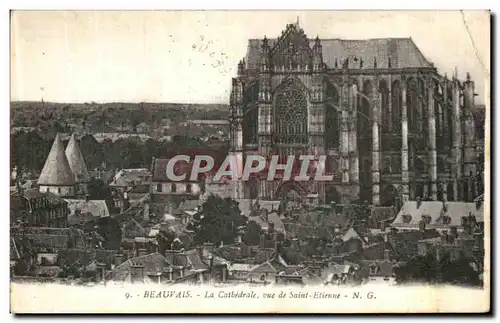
[245,37,433,71]
[38,133,75,186]
[65,133,90,183]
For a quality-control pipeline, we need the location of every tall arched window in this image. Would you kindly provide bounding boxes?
[407,78,419,134]
[325,82,340,149]
[379,80,391,151]
[391,80,402,150]
[243,82,259,145]
[274,79,308,146]
[357,80,373,202]
[446,84,454,149]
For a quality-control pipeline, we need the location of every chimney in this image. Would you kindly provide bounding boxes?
[259,234,266,248]
[168,266,174,281]
[143,203,150,221]
[419,217,426,232]
[462,214,472,234]
[442,202,448,213]
[416,197,422,209]
[440,232,449,245]
[202,243,214,259]
[384,249,390,262]
[268,222,275,233]
[130,264,144,283]
[114,253,125,267]
[450,226,458,238]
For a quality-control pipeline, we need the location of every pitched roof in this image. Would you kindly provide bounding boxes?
[13,233,69,249]
[65,199,110,218]
[110,168,151,187]
[392,201,484,229]
[108,252,169,281]
[65,134,90,183]
[38,133,75,186]
[245,37,433,71]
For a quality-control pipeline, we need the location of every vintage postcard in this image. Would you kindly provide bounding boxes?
[9,10,490,314]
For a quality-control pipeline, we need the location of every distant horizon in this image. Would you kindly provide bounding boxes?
[10,100,229,106]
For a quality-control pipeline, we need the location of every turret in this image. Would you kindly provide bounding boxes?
[312,35,323,72]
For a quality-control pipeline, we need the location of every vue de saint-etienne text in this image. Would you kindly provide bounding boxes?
[141,290,376,300]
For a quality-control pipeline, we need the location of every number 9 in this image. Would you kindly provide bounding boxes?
[125,293,131,299]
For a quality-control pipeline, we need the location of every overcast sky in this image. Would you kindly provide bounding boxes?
[11,10,490,104]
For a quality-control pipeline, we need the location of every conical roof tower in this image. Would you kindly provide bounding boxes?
[65,133,90,183]
[38,133,75,186]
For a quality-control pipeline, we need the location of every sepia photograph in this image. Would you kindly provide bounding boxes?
[9,10,490,314]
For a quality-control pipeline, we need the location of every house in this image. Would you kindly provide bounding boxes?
[150,158,202,203]
[110,168,151,193]
[11,189,70,228]
[106,245,228,284]
[65,199,110,227]
[391,199,484,231]
[356,260,402,285]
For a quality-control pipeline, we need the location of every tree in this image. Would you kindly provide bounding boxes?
[88,178,112,200]
[191,195,246,246]
[394,252,481,287]
[242,220,263,246]
[155,229,176,254]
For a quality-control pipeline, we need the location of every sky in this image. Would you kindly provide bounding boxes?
[10,10,490,104]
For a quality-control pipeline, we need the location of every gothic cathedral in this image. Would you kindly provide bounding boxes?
[229,22,484,207]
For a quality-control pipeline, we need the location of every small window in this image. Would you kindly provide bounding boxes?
[171,184,177,193]
[58,187,61,194]
[186,184,192,193]
[156,184,163,193]
[402,214,412,224]
[260,274,266,281]
[46,187,50,193]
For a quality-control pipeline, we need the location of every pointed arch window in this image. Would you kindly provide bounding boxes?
[325,82,340,149]
[274,79,308,145]
[243,82,259,145]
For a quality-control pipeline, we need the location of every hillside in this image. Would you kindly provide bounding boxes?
[10,101,230,132]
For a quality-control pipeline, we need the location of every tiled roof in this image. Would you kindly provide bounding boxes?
[110,168,151,187]
[362,242,395,261]
[108,252,169,281]
[392,201,484,229]
[65,133,90,183]
[245,37,433,71]
[13,233,69,249]
[65,199,110,218]
[357,260,401,278]
[38,133,75,186]
[247,212,285,232]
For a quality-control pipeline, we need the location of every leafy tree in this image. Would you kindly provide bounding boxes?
[88,178,112,200]
[242,220,262,246]
[191,195,246,246]
[155,229,176,254]
[394,252,481,287]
